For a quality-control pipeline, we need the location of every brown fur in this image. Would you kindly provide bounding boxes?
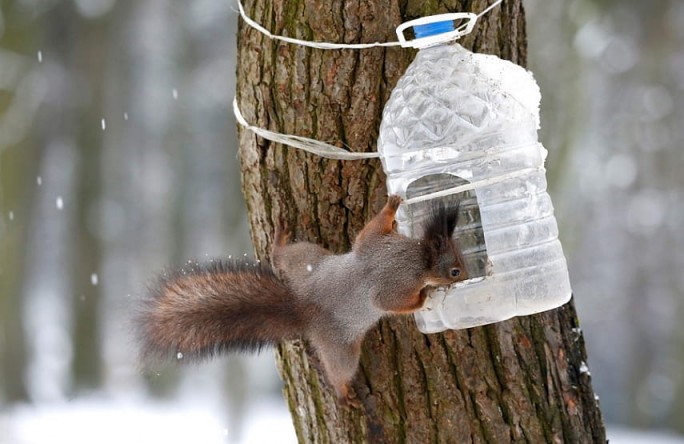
[136,259,317,362]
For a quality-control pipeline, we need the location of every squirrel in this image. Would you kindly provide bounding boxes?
[135,195,468,406]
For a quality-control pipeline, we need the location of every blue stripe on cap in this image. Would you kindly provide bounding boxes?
[413,20,456,38]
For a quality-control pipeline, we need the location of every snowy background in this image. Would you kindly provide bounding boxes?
[1,0,683,443]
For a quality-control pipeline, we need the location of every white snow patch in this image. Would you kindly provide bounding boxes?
[608,425,684,444]
[11,398,681,444]
[2,398,227,444]
[90,273,99,286]
[56,197,64,210]
[579,361,591,375]
[1,395,297,444]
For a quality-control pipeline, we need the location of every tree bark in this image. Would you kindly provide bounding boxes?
[236,1,607,442]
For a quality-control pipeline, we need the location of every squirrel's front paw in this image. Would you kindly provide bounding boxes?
[386,195,403,211]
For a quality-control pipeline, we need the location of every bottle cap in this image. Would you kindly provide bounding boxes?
[396,13,477,49]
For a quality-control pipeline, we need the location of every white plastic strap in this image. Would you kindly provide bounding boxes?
[477,0,505,20]
[233,98,380,160]
[236,0,401,49]
[233,0,509,193]
[234,0,504,159]
[403,166,543,206]
[236,0,503,50]
[236,98,535,203]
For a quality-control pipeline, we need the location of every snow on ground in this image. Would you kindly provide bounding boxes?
[2,397,683,444]
[609,426,684,444]
[0,396,297,444]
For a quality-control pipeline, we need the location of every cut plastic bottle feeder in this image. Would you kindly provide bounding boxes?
[379,15,573,333]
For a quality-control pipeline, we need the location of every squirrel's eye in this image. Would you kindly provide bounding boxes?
[450,268,461,278]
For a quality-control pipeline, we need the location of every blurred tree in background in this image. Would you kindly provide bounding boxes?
[528,0,684,434]
[0,0,258,433]
[1,0,684,440]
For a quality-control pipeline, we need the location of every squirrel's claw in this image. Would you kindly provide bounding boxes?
[337,383,362,409]
[386,194,402,211]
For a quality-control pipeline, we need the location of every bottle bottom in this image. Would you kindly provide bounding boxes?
[414,261,572,333]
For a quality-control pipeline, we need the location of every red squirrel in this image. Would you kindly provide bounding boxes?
[135,195,468,406]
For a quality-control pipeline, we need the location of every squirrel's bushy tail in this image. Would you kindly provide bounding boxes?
[136,259,307,363]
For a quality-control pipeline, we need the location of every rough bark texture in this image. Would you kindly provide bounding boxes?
[236,1,607,442]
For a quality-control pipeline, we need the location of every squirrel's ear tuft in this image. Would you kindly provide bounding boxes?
[443,201,459,237]
[422,199,460,247]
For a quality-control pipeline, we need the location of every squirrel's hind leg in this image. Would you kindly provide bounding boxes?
[311,334,363,408]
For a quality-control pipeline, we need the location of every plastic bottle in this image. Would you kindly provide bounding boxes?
[378,15,572,333]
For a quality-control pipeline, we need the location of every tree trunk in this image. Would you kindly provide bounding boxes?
[236,1,607,442]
